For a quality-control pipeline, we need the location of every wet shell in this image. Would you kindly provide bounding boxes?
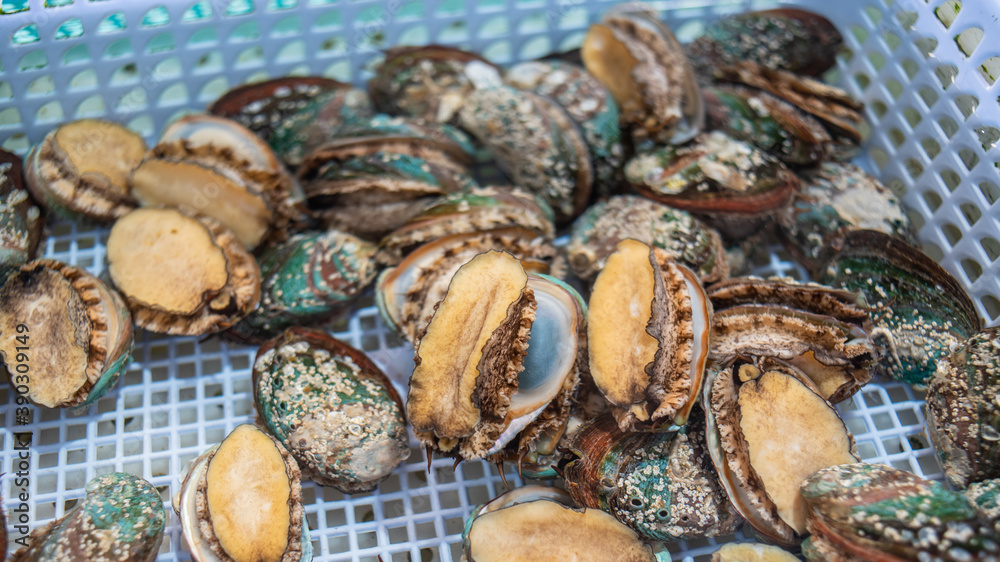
[713,61,865,159]
[505,60,625,195]
[686,9,842,78]
[567,194,728,283]
[458,85,593,223]
[779,162,914,276]
[705,358,859,546]
[377,227,557,344]
[377,186,555,266]
[24,119,144,223]
[268,87,376,168]
[0,150,43,271]
[582,2,704,143]
[561,411,743,542]
[209,76,354,143]
[369,45,501,124]
[966,478,1000,521]
[703,84,830,166]
[253,328,410,493]
[225,230,379,345]
[406,252,585,461]
[626,131,799,239]
[801,463,999,561]
[821,229,981,388]
[588,239,712,430]
[926,327,1000,488]
[11,472,165,562]
[106,207,261,336]
[131,115,303,250]
[707,276,876,403]
[462,486,669,562]
[0,259,133,409]
[174,424,312,562]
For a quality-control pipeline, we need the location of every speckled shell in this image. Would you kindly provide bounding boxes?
[11,472,165,562]
[253,328,410,493]
[567,195,728,283]
[926,327,1000,489]
[707,276,876,403]
[225,230,379,345]
[0,150,43,272]
[966,478,1000,521]
[268,87,376,168]
[0,259,133,409]
[561,411,743,542]
[377,228,557,344]
[821,230,981,388]
[583,3,704,144]
[686,9,842,78]
[801,463,1000,561]
[458,85,593,223]
[505,60,625,196]
[713,61,865,159]
[626,131,799,239]
[703,85,830,166]
[210,76,353,143]
[377,186,556,266]
[369,45,501,124]
[779,163,914,277]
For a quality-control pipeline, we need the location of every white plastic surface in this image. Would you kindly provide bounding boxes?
[0,0,996,560]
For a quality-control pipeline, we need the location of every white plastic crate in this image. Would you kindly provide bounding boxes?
[0,0,997,560]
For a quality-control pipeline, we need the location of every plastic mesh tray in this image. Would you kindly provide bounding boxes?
[1,0,997,560]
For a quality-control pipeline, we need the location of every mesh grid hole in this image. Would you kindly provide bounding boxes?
[978,180,999,204]
[855,72,871,90]
[958,147,979,170]
[905,157,925,179]
[915,36,938,58]
[954,26,983,56]
[939,166,960,190]
[922,189,943,210]
[935,0,962,29]
[901,57,920,78]
[903,106,922,127]
[960,257,982,281]
[36,100,64,123]
[924,241,946,261]
[103,38,131,60]
[981,236,1000,260]
[19,49,48,71]
[955,93,979,119]
[146,31,176,54]
[941,222,963,246]
[938,114,960,138]
[936,63,959,88]
[983,296,1000,320]
[979,56,1000,85]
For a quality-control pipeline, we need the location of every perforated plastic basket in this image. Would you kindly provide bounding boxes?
[1,0,998,560]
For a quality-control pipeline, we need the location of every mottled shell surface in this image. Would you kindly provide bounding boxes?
[24,119,144,223]
[0,259,133,409]
[779,162,913,276]
[966,479,1000,522]
[822,230,981,388]
[562,412,743,542]
[926,327,1000,489]
[369,45,501,124]
[801,463,999,561]
[225,230,378,344]
[268,87,376,168]
[0,150,43,271]
[707,276,876,403]
[458,85,593,223]
[209,76,353,142]
[567,194,728,283]
[703,85,830,166]
[253,328,410,493]
[582,3,704,144]
[11,472,165,562]
[626,131,799,238]
[505,60,625,194]
[377,186,555,266]
[686,9,842,78]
